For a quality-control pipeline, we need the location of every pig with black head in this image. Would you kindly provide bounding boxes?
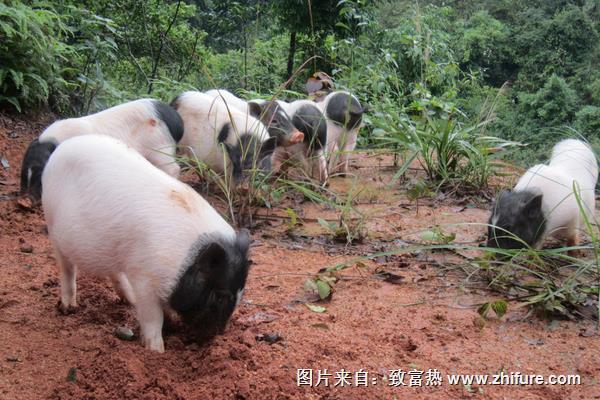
[271,99,328,182]
[204,89,304,147]
[172,91,277,184]
[488,139,598,252]
[42,134,250,352]
[21,99,183,201]
[316,91,364,175]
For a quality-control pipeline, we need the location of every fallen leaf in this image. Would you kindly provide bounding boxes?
[305,304,327,313]
[238,312,279,327]
[524,338,544,346]
[375,271,405,285]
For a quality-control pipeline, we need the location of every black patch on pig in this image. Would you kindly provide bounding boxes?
[20,138,58,201]
[169,230,251,336]
[248,101,297,146]
[325,92,364,131]
[487,189,546,249]
[217,123,231,144]
[221,131,277,183]
[153,100,184,143]
[292,103,327,152]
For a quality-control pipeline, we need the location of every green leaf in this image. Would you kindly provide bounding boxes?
[477,302,490,318]
[316,280,331,300]
[490,300,508,318]
[305,304,327,313]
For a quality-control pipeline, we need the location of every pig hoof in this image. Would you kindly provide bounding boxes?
[115,297,130,305]
[143,337,165,353]
[57,301,77,315]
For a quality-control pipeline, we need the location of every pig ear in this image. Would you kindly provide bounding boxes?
[199,242,228,275]
[248,102,262,118]
[169,242,227,313]
[236,229,251,255]
[222,143,243,179]
[524,194,543,218]
[260,137,278,156]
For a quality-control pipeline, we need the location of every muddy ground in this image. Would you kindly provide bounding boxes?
[0,111,598,399]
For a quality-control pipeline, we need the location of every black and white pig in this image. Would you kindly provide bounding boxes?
[172,91,277,183]
[42,134,250,352]
[20,99,183,200]
[204,89,304,147]
[316,91,364,175]
[271,99,328,182]
[487,139,598,252]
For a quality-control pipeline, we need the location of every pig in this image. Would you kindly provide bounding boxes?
[316,91,364,175]
[271,99,328,182]
[20,99,183,200]
[204,89,303,146]
[172,91,277,183]
[42,134,250,352]
[487,139,598,252]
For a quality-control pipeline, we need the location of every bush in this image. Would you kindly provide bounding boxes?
[574,106,600,138]
[0,2,70,111]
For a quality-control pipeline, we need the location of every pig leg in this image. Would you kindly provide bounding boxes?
[271,147,288,175]
[311,149,328,183]
[326,143,340,176]
[337,128,358,175]
[132,286,165,352]
[566,229,581,258]
[110,273,136,305]
[55,247,77,314]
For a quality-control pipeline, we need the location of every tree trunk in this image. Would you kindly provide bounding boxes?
[286,31,297,80]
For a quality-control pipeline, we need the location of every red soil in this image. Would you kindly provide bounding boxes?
[0,112,598,399]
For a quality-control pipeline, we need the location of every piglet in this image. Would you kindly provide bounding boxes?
[488,139,598,252]
[204,89,303,146]
[42,134,250,352]
[316,91,364,175]
[271,99,328,182]
[21,99,183,201]
[172,91,277,183]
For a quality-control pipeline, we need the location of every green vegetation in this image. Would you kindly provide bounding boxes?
[4,0,598,162]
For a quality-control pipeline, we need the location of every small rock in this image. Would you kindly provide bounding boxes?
[19,244,33,253]
[16,197,34,210]
[115,327,135,341]
[256,333,283,344]
[580,326,597,338]
[6,356,20,362]
[1,156,9,169]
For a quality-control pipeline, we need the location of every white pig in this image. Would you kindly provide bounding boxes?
[21,99,183,200]
[42,134,250,352]
[172,91,277,183]
[488,139,598,251]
